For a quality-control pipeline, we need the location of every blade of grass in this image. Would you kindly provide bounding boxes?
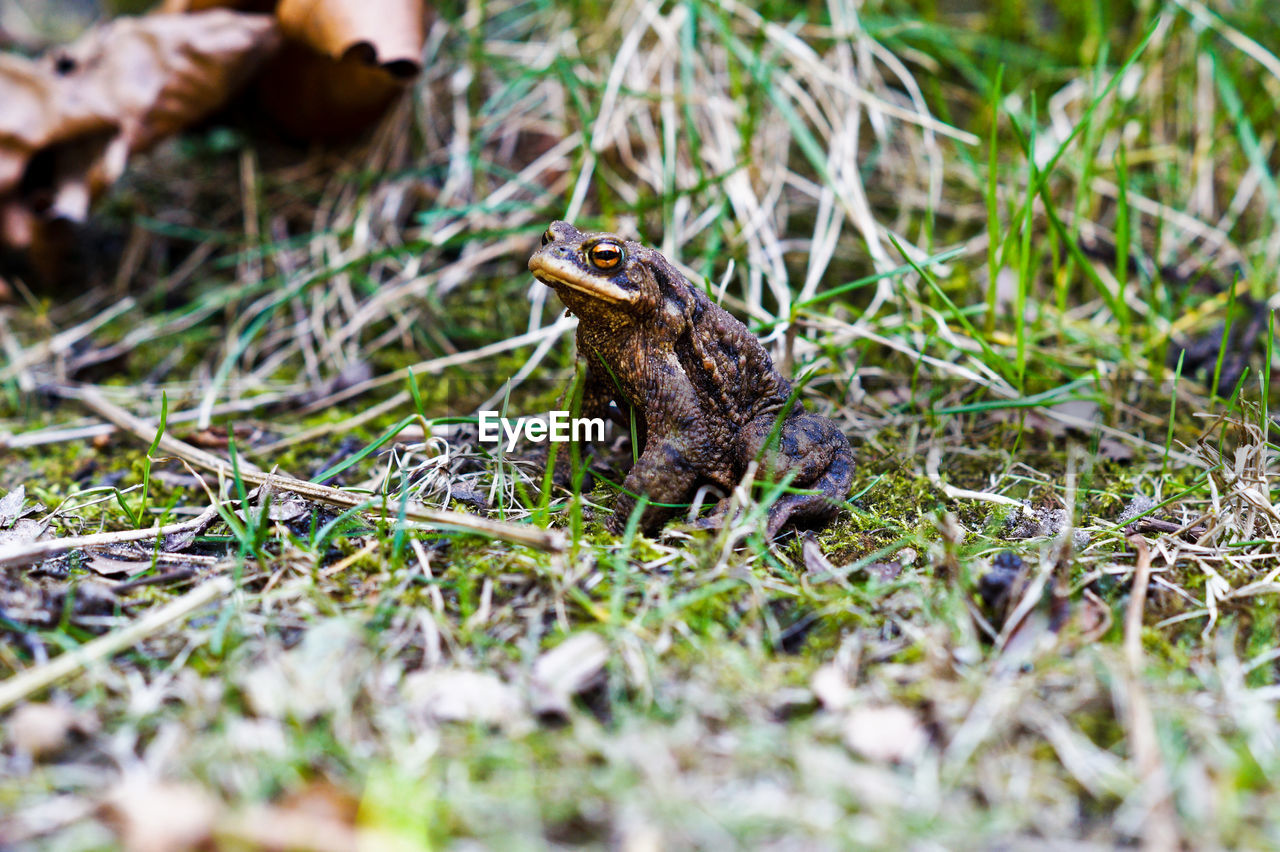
[984,63,1005,335]
[1114,144,1133,360]
[1016,95,1037,390]
[1209,272,1239,407]
[993,19,1161,278]
[1163,349,1185,481]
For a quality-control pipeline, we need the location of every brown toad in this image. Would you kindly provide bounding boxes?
[528,220,853,537]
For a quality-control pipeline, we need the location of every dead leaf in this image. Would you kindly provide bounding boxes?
[1,11,278,256]
[43,11,280,156]
[810,663,855,713]
[101,776,219,852]
[275,0,424,73]
[403,668,525,728]
[164,0,428,139]
[803,535,902,585]
[84,554,156,577]
[254,40,408,140]
[1097,435,1135,463]
[0,516,50,548]
[0,484,25,526]
[6,701,97,760]
[866,562,902,583]
[801,534,836,577]
[0,53,118,200]
[3,0,424,262]
[162,0,276,10]
[0,58,118,253]
[1048,398,1100,427]
[843,704,928,764]
[264,0,427,139]
[235,494,311,527]
[529,632,609,717]
[162,503,221,552]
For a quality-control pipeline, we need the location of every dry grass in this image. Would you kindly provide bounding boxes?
[2,0,1280,849]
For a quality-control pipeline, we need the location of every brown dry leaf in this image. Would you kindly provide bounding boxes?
[44,11,280,156]
[275,0,424,72]
[1097,435,1136,463]
[265,0,428,139]
[0,11,278,254]
[168,0,426,70]
[161,0,276,10]
[254,39,415,141]
[215,780,362,852]
[801,534,837,577]
[0,516,50,548]
[0,53,118,198]
[0,54,118,250]
[162,0,428,139]
[0,483,27,526]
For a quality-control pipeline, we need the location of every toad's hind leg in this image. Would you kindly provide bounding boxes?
[738,412,854,537]
[762,445,853,537]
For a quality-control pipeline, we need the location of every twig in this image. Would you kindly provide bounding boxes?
[1126,517,1207,542]
[75,384,266,477]
[296,315,577,416]
[73,385,566,552]
[253,473,565,552]
[0,515,213,571]
[250,390,411,457]
[0,576,235,712]
[926,446,1025,508]
[0,297,136,384]
[2,391,294,450]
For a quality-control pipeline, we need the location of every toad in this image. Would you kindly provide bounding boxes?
[528,220,853,536]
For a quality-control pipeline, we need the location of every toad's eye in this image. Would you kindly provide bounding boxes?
[588,241,624,270]
[541,229,555,246]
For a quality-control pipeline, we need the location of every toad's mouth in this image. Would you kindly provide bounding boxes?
[529,258,629,304]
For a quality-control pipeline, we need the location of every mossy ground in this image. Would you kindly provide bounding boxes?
[4,0,1280,849]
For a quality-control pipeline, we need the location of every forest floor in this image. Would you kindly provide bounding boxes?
[3,0,1280,849]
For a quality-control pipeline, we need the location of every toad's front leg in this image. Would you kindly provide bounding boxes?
[606,436,702,534]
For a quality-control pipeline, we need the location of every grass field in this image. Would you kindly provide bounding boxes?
[3,0,1280,848]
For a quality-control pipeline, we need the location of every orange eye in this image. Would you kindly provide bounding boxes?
[588,241,623,270]
[541,229,555,246]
